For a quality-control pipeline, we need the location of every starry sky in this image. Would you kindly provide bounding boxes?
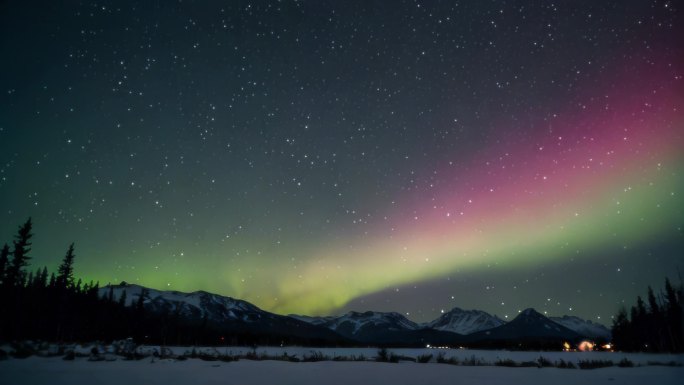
[0,0,682,324]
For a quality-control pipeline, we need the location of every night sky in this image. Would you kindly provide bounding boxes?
[1,0,682,324]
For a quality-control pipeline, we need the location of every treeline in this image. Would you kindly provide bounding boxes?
[0,218,336,346]
[612,278,684,352]
[0,218,142,342]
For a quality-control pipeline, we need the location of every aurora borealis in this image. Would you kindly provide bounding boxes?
[0,1,682,323]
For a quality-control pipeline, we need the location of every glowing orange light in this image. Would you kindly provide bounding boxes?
[578,340,594,352]
[563,342,571,351]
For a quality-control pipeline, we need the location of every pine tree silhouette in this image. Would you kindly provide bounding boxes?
[0,243,9,284]
[4,218,33,288]
[118,290,127,307]
[57,243,76,289]
[613,278,684,352]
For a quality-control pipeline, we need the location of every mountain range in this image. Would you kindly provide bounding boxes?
[101,283,347,344]
[101,283,611,347]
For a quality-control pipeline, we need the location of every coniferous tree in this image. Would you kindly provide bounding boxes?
[57,243,76,289]
[29,267,41,288]
[118,290,127,307]
[647,286,660,315]
[136,288,147,310]
[664,278,683,350]
[647,286,663,350]
[636,296,647,317]
[36,267,48,289]
[135,287,147,325]
[89,282,100,299]
[0,243,9,284]
[613,278,684,352]
[25,271,34,288]
[612,307,630,347]
[4,218,33,288]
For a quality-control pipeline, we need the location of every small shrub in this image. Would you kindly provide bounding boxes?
[537,356,553,367]
[416,354,433,363]
[376,348,389,362]
[198,354,218,361]
[436,352,459,365]
[495,358,518,367]
[218,354,237,362]
[518,361,539,367]
[160,347,174,359]
[88,346,103,362]
[62,351,75,361]
[122,352,145,361]
[11,344,35,359]
[333,354,365,362]
[646,361,681,367]
[244,351,259,360]
[462,355,486,366]
[281,352,300,362]
[302,351,328,362]
[617,358,634,368]
[556,359,576,369]
[578,359,614,369]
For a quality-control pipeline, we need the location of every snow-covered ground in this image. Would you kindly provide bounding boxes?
[3,343,683,365]
[1,355,682,385]
[156,346,683,365]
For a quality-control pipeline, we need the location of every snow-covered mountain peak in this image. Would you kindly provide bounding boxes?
[288,314,337,326]
[100,283,262,321]
[519,308,541,317]
[290,311,419,336]
[550,315,611,340]
[327,310,419,334]
[425,307,505,335]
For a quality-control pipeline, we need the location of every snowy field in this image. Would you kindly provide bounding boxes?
[1,355,683,385]
[155,345,683,366]
[0,346,684,385]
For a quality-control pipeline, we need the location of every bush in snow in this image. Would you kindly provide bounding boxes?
[617,358,634,367]
[578,359,614,369]
[461,355,486,366]
[537,356,553,367]
[646,360,682,366]
[436,352,459,365]
[10,342,35,359]
[376,348,389,362]
[555,359,576,369]
[495,358,518,367]
[416,354,433,363]
[302,351,328,362]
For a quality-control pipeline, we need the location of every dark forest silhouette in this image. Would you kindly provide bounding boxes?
[611,278,683,352]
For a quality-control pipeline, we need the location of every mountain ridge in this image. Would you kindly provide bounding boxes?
[101,283,608,345]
